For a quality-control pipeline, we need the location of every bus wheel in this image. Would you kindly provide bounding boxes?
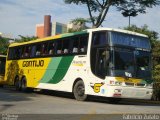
[21,77,28,92]
[15,77,21,91]
[73,80,87,101]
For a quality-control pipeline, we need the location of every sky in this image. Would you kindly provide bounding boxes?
[0,0,160,38]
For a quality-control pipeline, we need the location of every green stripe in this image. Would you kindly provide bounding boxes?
[40,56,74,84]
[40,57,62,83]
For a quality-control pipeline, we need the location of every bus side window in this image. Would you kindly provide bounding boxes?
[30,45,36,58]
[48,42,55,55]
[79,35,88,53]
[36,44,41,56]
[41,43,48,56]
[93,32,108,46]
[72,37,79,54]
[56,40,63,55]
[63,39,70,54]
[24,46,31,57]
[14,47,21,59]
[8,48,13,60]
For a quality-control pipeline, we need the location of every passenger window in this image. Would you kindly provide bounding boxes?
[48,42,55,55]
[63,39,70,54]
[79,35,88,53]
[24,46,31,57]
[30,45,36,58]
[36,44,41,56]
[56,40,63,54]
[41,43,48,56]
[72,37,79,54]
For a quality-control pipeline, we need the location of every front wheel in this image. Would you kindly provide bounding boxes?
[73,80,87,101]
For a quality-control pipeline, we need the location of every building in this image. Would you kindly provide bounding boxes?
[35,15,87,38]
[52,22,67,36]
[35,24,44,38]
[36,15,67,38]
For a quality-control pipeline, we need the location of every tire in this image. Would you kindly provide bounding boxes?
[14,77,21,91]
[73,80,87,101]
[108,98,121,104]
[21,77,28,92]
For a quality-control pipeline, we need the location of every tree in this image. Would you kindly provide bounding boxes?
[68,18,89,32]
[64,0,160,28]
[15,35,37,43]
[0,37,10,55]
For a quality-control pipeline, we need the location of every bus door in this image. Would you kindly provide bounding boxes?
[90,47,110,80]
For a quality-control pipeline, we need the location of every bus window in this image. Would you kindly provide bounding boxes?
[23,46,31,58]
[48,42,55,55]
[14,47,21,59]
[63,39,70,54]
[72,37,79,54]
[41,43,48,56]
[92,32,108,46]
[56,40,63,54]
[79,35,88,53]
[36,44,41,56]
[30,45,36,58]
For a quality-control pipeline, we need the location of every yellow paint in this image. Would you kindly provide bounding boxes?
[4,58,51,88]
[72,63,84,67]
[115,77,142,84]
[94,83,103,93]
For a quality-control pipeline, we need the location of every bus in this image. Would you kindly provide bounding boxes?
[4,28,153,102]
[0,55,6,87]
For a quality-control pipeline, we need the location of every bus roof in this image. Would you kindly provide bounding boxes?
[87,28,148,38]
[9,28,148,47]
[9,31,87,47]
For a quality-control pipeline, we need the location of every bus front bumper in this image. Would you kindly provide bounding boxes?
[105,86,153,100]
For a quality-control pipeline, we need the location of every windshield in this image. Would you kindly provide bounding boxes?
[114,48,135,78]
[113,48,151,80]
[135,51,151,79]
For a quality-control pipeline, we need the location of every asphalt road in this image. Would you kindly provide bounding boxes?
[0,87,160,120]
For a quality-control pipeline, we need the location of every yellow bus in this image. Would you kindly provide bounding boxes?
[0,55,6,87]
[4,28,153,102]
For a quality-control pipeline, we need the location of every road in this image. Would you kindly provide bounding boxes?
[0,87,160,120]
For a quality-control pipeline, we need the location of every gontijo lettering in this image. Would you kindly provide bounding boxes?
[22,60,44,67]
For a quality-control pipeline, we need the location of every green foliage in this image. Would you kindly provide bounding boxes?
[64,0,160,28]
[15,35,37,43]
[0,37,10,55]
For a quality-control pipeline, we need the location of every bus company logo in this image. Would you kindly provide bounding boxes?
[91,83,104,93]
[72,60,86,67]
[22,60,44,67]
